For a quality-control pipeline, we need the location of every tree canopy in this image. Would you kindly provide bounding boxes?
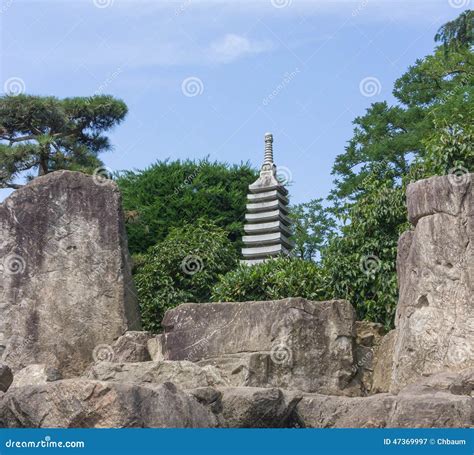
[0,94,127,189]
[116,159,258,255]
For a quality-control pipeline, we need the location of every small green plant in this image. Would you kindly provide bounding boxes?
[211,256,328,303]
[135,219,238,332]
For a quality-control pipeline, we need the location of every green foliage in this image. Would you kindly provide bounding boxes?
[0,94,127,188]
[331,21,473,201]
[325,11,473,328]
[323,165,409,329]
[211,256,327,303]
[289,198,336,261]
[135,220,238,332]
[435,10,473,51]
[116,159,258,255]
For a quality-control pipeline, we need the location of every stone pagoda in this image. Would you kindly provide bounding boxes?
[241,133,294,265]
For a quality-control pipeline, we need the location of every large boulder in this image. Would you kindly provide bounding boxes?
[294,392,472,428]
[110,331,153,363]
[217,387,301,428]
[0,379,216,428]
[11,364,62,388]
[161,298,361,396]
[86,360,229,389]
[0,171,141,377]
[392,174,474,392]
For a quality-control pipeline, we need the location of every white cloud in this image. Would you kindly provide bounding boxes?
[208,34,274,63]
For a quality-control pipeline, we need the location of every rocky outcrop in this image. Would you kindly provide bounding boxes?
[11,364,62,388]
[161,298,361,396]
[295,390,472,428]
[391,174,473,392]
[0,380,216,428]
[217,387,301,428]
[372,330,396,393]
[110,331,153,363]
[86,360,229,389]
[0,171,141,377]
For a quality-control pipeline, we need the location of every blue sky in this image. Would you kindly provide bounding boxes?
[0,0,468,204]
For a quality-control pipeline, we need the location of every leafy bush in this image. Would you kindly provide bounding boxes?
[116,159,257,255]
[135,220,238,332]
[211,256,328,302]
[322,165,409,329]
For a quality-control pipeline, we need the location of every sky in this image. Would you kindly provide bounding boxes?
[0,0,469,204]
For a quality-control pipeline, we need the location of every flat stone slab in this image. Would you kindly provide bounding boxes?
[161,298,361,396]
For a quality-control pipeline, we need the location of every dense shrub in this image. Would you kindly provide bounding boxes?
[135,220,238,332]
[211,256,328,302]
[116,159,257,255]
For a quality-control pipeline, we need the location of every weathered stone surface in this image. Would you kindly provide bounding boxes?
[0,363,13,392]
[147,335,164,361]
[0,379,216,428]
[406,173,472,225]
[295,392,472,428]
[111,331,152,362]
[392,174,474,392]
[372,330,396,393]
[86,360,229,389]
[353,321,385,394]
[218,387,301,428]
[398,368,474,396]
[161,298,361,396]
[0,171,141,377]
[11,364,62,388]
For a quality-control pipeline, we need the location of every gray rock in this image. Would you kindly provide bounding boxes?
[147,335,164,361]
[11,364,62,388]
[0,379,216,428]
[0,363,13,392]
[111,331,153,362]
[0,171,141,377]
[162,297,361,396]
[86,360,229,389]
[406,172,472,225]
[372,330,396,393]
[398,368,474,396]
[392,174,474,392]
[218,387,301,428]
[295,392,472,428]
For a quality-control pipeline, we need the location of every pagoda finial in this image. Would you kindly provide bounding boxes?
[264,132,273,165]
